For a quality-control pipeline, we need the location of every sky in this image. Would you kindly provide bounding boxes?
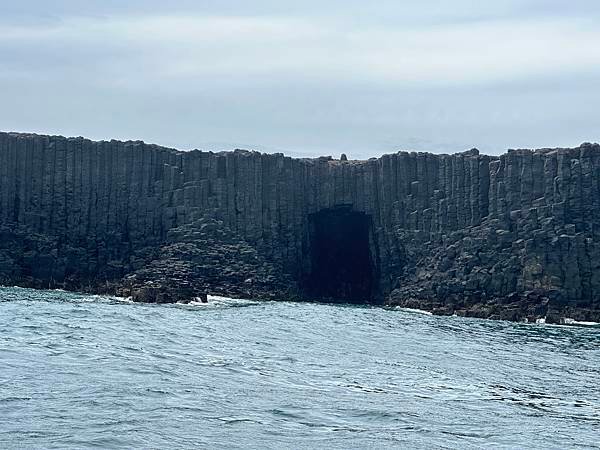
[1,0,599,158]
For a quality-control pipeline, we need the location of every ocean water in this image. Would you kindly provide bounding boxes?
[0,287,599,449]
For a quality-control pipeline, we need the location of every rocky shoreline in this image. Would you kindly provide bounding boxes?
[388,292,600,324]
[3,277,598,326]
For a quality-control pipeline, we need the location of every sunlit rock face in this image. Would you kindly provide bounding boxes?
[0,131,599,322]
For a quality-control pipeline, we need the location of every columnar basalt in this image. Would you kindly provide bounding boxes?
[1,131,599,322]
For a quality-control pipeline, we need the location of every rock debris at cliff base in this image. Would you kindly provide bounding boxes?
[0,131,599,323]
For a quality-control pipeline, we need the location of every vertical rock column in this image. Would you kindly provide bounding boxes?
[0,133,9,223]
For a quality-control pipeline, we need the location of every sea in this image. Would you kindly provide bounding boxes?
[0,286,599,449]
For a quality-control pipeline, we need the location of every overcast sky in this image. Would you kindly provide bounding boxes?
[1,0,599,158]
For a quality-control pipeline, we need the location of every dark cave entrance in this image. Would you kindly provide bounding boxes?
[304,206,377,304]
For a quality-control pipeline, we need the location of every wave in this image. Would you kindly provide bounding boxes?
[561,318,600,327]
[184,294,260,309]
[393,306,433,316]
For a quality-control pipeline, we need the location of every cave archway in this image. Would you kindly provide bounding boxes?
[304,206,377,304]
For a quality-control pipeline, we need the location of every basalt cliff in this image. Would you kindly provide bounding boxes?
[1,131,599,323]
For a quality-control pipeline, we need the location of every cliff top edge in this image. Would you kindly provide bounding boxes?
[1,130,598,162]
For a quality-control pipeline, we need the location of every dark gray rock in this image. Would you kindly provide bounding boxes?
[0,131,599,322]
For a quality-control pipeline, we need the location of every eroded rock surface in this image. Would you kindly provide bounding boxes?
[118,217,298,303]
[0,131,599,322]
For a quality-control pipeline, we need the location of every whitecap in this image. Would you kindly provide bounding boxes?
[188,294,261,308]
[562,318,599,326]
[78,294,131,304]
[207,294,242,302]
[394,307,433,316]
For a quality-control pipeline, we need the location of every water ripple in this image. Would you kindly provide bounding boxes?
[0,286,599,449]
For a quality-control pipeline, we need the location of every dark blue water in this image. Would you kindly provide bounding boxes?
[1,287,599,449]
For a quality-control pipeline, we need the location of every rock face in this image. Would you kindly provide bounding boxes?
[0,131,599,322]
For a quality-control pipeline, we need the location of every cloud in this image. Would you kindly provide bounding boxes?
[0,2,599,157]
[1,13,599,88]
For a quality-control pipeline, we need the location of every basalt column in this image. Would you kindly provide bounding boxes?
[1,132,600,321]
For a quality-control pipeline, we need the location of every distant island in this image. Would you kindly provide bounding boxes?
[1,131,599,323]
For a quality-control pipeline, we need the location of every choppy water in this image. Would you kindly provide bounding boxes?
[1,287,599,449]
